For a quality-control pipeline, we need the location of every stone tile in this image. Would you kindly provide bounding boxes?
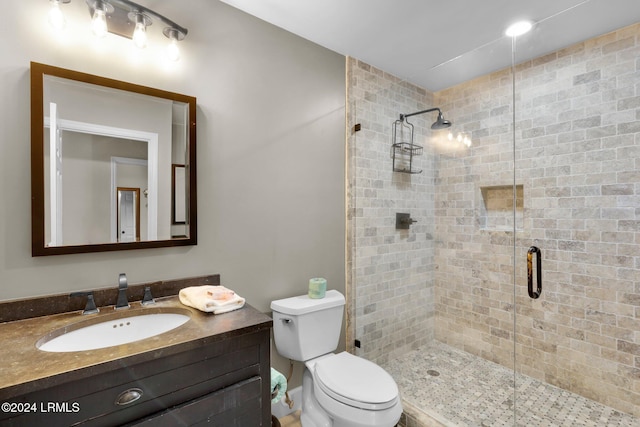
[384,341,639,427]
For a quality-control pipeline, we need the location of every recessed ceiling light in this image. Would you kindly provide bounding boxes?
[505,21,533,37]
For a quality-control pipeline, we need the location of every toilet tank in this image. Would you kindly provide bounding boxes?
[271,290,345,362]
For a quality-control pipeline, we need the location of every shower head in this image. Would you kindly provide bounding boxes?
[431,111,452,129]
[399,107,452,129]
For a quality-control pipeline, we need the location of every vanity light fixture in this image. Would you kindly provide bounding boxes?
[164,27,185,62]
[89,0,112,37]
[130,10,151,49]
[48,0,70,30]
[47,0,188,60]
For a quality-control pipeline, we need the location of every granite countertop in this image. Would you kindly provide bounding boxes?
[0,295,272,400]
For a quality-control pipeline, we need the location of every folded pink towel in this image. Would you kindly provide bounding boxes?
[179,285,245,314]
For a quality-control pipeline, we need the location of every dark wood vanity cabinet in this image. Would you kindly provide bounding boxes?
[1,328,271,426]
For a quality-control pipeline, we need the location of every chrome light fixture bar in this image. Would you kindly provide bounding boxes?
[48,0,188,61]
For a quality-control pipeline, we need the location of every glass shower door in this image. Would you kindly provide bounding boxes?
[512,10,640,425]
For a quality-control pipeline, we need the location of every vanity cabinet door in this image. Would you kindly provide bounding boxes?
[128,376,262,426]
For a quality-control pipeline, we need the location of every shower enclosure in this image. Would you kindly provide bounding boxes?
[347,6,640,426]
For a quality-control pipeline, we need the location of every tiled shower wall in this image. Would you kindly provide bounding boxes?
[347,23,640,417]
[346,58,436,366]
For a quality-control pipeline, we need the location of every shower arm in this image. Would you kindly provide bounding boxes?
[399,107,441,121]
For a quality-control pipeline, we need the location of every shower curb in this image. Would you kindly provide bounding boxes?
[399,399,450,427]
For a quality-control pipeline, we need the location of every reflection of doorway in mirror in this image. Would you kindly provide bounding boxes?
[117,188,140,242]
[111,156,149,243]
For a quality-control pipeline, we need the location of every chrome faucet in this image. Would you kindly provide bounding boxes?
[115,273,130,310]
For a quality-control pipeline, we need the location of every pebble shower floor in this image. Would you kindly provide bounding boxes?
[383,341,638,427]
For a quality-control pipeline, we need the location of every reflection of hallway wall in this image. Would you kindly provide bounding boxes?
[346,58,437,366]
[348,23,640,417]
[47,133,147,246]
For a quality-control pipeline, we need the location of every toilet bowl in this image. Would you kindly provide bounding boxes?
[271,291,402,427]
[306,352,402,427]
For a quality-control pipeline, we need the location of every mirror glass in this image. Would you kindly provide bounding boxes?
[31,62,197,256]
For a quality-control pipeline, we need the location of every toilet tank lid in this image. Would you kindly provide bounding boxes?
[271,290,345,315]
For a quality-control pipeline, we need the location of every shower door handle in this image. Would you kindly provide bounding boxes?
[527,246,541,299]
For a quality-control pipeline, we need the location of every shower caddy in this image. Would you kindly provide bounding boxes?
[391,116,423,174]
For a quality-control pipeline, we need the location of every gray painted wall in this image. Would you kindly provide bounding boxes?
[0,0,345,333]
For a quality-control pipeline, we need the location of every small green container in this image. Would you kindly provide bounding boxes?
[308,278,327,299]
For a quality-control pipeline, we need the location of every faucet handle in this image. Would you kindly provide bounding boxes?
[70,291,99,315]
[141,286,155,306]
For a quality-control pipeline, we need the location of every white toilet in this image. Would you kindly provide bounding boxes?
[271,290,402,427]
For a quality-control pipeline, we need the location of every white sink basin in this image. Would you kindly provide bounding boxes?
[37,309,190,353]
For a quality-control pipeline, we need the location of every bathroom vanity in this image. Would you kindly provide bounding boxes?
[0,275,273,426]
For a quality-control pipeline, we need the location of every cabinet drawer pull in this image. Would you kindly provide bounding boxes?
[115,388,143,406]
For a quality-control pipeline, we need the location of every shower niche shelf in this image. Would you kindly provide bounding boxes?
[478,185,524,231]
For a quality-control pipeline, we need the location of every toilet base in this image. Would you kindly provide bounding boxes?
[301,367,332,427]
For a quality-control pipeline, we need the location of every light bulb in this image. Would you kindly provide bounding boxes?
[163,27,185,62]
[91,8,108,37]
[166,38,180,62]
[457,133,462,142]
[133,22,147,48]
[48,1,66,31]
[447,132,453,141]
[505,21,532,38]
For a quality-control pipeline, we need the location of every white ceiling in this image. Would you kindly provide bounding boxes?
[219,0,640,91]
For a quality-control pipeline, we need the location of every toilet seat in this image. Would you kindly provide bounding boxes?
[313,352,399,411]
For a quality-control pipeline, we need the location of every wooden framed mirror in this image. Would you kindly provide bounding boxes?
[31,62,197,256]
